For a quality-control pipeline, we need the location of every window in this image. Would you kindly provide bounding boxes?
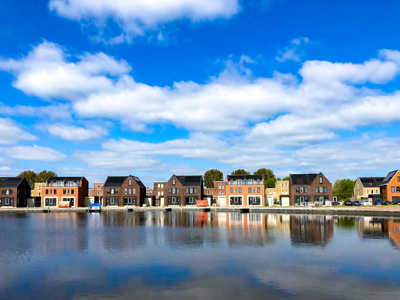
[257,179,260,185]
[230,179,233,185]
[124,189,127,194]
[371,190,374,194]
[249,187,251,193]
[324,187,328,193]
[46,189,49,195]
[392,187,395,193]
[235,188,237,193]
[190,188,193,193]
[305,187,308,193]
[239,188,242,193]
[319,177,323,184]
[54,189,57,195]
[398,176,400,182]
[257,187,260,193]
[186,188,189,193]
[172,178,176,185]
[168,188,172,193]
[194,188,197,193]
[285,183,288,188]
[71,189,74,195]
[296,187,300,192]
[253,188,256,193]
[176,188,179,193]
[367,190,369,194]
[397,187,400,193]
[315,187,319,193]
[222,184,224,189]
[300,187,303,193]
[219,191,221,195]
[319,187,323,193]
[128,179,132,186]
[230,188,233,193]
[172,188,176,194]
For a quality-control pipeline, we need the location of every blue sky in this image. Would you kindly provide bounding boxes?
[1,0,400,187]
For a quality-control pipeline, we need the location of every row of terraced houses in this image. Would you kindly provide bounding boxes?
[2,170,400,208]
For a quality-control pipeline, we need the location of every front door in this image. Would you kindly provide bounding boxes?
[168,197,180,205]
[186,197,197,205]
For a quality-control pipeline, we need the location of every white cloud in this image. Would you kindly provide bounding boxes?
[0,102,72,120]
[0,41,130,100]
[0,118,35,145]
[1,145,66,161]
[49,0,240,43]
[276,36,309,62]
[47,124,108,141]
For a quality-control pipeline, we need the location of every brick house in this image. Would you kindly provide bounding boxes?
[42,176,89,207]
[164,175,203,206]
[289,173,333,206]
[103,175,146,207]
[226,174,265,206]
[213,180,227,206]
[380,170,400,202]
[0,177,31,207]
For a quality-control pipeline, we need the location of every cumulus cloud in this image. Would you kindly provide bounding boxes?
[49,0,241,43]
[47,124,108,141]
[1,145,66,161]
[0,118,35,145]
[0,102,72,120]
[0,41,130,99]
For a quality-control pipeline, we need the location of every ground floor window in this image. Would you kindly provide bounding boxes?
[185,196,198,205]
[230,196,242,205]
[248,196,261,205]
[168,197,180,205]
[314,196,328,203]
[106,197,119,206]
[45,198,57,206]
[0,197,14,207]
[124,197,136,205]
[295,196,309,204]
[62,197,75,206]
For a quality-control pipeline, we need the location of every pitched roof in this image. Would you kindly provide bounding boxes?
[173,175,203,186]
[227,174,263,180]
[47,176,85,182]
[104,175,146,188]
[290,174,319,185]
[359,177,385,188]
[0,177,24,188]
[381,170,399,186]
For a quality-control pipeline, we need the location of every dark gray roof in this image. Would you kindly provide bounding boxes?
[47,176,84,182]
[359,177,385,188]
[104,175,146,188]
[381,170,399,186]
[227,174,263,180]
[173,175,203,186]
[290,173,319,185]
[0,177,24,188]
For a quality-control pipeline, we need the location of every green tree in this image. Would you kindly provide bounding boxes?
[254,168,276,189]
[36,170,57,183]
[17,170,37,189]
[333,178,356,201]
[231,169,250,175]
[17,170,58,190]
[282,176,290,181]
[203,169,223,188]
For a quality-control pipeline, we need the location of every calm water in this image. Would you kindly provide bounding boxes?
[0,211,400,299]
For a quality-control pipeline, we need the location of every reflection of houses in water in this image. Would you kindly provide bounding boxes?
[388,219,400,249]
[290,215,334,247]
[356,217,400,250]
[356,217,389,239]
[265,214,291,232]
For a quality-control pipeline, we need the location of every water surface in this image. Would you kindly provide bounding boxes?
[0,211,399,299]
